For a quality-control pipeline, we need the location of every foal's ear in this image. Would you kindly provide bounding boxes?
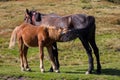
[26,9,30,14]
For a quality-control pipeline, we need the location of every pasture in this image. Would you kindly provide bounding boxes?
[0,0,120,80]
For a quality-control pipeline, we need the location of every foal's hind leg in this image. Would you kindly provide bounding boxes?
[18,38,31,71]
[18,38,25,71]
[79,37,94,74]
[23,45,31,71]
[89,39,101,74]
[19,49,25,71]
[49,42,60,72]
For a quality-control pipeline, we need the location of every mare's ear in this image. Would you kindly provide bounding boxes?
[36,13,41,21]
[67,16,74,29]
[26,9,30,14]
[68,16,72,24]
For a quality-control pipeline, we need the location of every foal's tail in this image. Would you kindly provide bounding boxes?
[8,26,19,49]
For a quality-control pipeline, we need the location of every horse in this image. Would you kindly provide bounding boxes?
[24,9,101,74]
[9,22,76,72]
[24,9,73,72]
[24,9,60,72]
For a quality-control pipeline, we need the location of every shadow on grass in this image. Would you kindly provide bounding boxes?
[65,69,87,74]
[102,68,120,76]
[65,68,120,76]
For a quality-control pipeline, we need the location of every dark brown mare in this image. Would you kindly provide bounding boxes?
[9,22,71,72]
[24,9,101,74]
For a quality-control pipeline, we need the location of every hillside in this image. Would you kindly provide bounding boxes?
[0,0,120,80]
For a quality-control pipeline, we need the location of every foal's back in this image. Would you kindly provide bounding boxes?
[18,23,61,47]
[18,23,68,47]
[18,23,44,47]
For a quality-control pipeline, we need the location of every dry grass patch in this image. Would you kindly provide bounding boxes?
[105,38,120,51]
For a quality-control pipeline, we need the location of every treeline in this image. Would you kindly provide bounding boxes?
[0,0,22,1]
[108,0,120,4]
[0,0,120,4]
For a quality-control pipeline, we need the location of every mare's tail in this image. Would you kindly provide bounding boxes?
[8,26,19,49]
[87,16,96,39]
[87,16,96,29]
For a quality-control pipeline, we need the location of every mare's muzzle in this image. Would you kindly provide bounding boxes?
[59,29,79,42]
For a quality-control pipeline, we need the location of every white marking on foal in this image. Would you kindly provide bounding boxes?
[41,68,45,73]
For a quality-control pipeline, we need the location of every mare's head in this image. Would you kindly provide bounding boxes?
[24,9,42,25]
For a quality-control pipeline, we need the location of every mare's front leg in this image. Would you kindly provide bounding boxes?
[39,43,45,73]
[49,42,60,72]
[89,38,101,74]
[79,36,94,74]
[47,46,59,73]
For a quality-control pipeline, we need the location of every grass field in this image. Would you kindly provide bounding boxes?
[0,0,120,80]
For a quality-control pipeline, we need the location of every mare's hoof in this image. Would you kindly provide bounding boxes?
[49,69,53,72]
[26,68,31,72]
[54,70,60,73]
[96,70,101,74]
[85,71,92,75]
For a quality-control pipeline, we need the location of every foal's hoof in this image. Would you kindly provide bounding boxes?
[85,71,92,75]
[41,69,45,73]
[21,68,26,72]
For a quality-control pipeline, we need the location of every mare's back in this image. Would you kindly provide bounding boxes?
[71,14,90,29]
[41,16,71,28]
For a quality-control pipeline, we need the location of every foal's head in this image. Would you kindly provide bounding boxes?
[24,9,42,25]
[46,26,68,40]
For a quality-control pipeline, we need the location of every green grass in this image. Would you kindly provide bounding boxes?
[0,0,120,80]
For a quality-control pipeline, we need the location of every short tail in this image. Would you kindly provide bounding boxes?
[87,16,95,28]
[8,26,19,49]
[87,16,96,40]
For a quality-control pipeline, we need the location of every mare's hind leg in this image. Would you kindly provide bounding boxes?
[89,39,101,74]
[79,37,94,74]
[47,46,59,73]
[23,45,31,71]
[49,42,60,72]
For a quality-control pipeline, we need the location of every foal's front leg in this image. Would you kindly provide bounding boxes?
[39,44,45,73]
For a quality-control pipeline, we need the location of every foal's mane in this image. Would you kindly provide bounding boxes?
[40,25,67,40]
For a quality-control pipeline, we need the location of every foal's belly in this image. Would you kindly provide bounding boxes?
[22,35,38,47]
